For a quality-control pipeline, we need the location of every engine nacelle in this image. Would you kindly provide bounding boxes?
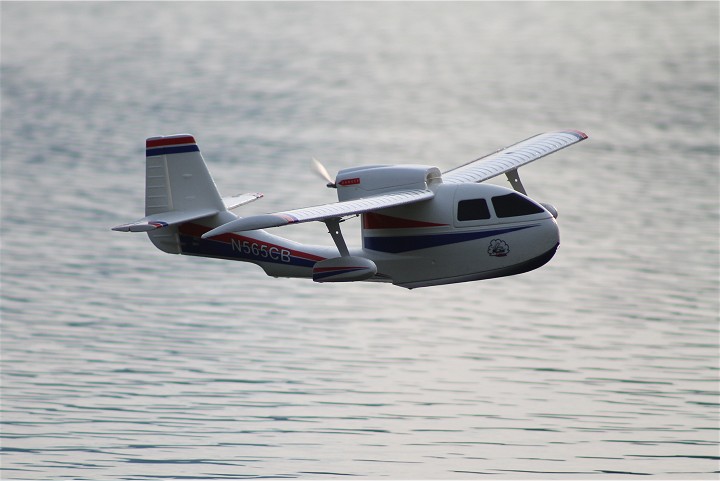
[335,165,441,202]
[313,256,377,283]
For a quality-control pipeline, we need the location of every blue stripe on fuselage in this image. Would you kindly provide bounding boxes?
[363,225,537,253]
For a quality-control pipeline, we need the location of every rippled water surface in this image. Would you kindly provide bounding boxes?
[2,2,718,479]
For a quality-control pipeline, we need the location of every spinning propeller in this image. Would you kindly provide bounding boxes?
[312,158,336,188]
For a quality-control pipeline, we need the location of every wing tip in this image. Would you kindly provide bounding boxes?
[111,221,166,232]
[561,129,588,140]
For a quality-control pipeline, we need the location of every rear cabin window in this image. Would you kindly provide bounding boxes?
[492,193,545,218]
[457,199,491,221]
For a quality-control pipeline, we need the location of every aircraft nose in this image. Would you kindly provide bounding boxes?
[531,217,560,270]
[549,215,560,245]
[538,215,560,254]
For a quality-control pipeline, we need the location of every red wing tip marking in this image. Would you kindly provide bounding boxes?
[277,213,299,224]
[112,221,167,232]
[562,130,588,140]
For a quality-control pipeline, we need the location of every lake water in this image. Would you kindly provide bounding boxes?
[1,2,718,479]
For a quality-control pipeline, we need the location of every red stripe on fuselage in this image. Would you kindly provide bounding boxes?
[362,212,448,230]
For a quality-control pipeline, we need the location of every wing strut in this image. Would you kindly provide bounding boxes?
[325,217,350,257]
[505,168,527,195]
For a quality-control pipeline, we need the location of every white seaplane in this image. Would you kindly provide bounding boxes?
[113,130,587,288]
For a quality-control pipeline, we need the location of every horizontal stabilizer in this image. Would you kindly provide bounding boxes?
[222,192,264,210]
[202,188,434,238]
[112,208,222,232]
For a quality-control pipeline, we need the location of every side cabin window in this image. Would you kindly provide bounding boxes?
[492,193,544,218]
[457,199,491,221]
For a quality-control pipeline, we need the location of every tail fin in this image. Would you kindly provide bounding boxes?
[144,134,225,215]
[113,135,234,253]
[113,134,263,253]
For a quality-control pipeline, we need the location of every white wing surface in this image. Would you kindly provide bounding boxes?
[443,130,587,184]
[202,189,434,238]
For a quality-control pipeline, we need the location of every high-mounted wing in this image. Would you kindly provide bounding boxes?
[202,189,434,238]
[443,130,587,184]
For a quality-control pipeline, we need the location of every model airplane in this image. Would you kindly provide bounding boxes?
[113,130,587,288]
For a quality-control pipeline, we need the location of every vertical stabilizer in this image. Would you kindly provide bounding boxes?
[142,135,226,253]
[145,135,225,215]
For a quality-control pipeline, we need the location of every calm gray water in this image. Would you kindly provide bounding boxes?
[1,2,718,480]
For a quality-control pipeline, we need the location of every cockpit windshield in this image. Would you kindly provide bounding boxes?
[492,193,545,218]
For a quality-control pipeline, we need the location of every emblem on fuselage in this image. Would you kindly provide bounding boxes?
[488,239,510,257]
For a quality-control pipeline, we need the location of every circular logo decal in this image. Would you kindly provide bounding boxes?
[488,239,510,257]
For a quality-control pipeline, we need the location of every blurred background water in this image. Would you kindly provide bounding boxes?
[1,2,718,480]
